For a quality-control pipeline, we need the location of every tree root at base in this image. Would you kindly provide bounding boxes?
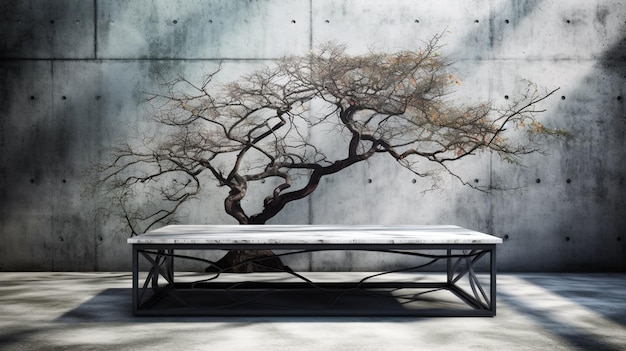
[205,249,292,273]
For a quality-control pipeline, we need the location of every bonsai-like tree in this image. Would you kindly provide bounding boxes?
[98,34,560,271]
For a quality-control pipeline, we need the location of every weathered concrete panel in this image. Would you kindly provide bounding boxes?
[312,0,626,60]
[312,0,492,59]
[97,0,311,59]
[0,0,625,271]
[0,61,56,270]
[49,61,115,270]
[488,59,626,271]
[491,0,626,60]
[0,0,95,59]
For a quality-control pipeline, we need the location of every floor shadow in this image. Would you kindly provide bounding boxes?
[56,285,479,323]
[517,274,626,327]
[56,288,135,323]
[498,276,626,351]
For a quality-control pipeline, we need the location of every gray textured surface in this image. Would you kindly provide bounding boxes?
[0,272,625,350]
[0,0,625,271]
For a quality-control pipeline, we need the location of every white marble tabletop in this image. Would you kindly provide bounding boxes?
[127,225,503,245]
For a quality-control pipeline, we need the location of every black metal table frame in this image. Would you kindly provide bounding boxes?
[132,242,497,317]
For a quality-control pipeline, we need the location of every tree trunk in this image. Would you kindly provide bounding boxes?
[217,183,293,273]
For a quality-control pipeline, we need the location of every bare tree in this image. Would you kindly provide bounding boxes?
[98,34,562,271]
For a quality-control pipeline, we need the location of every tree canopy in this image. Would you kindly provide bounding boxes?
[99,34,561,234]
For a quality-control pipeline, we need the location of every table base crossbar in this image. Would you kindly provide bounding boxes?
[132,245,497,317]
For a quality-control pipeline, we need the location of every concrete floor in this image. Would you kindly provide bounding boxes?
[0,272,625,351]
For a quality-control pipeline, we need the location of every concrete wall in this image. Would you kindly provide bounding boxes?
[1,0,625,271]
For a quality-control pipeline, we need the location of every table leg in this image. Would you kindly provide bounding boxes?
[132,245,139,315]
[446,248,453,285]
[490,246,497,313]
[446,247,496,315]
